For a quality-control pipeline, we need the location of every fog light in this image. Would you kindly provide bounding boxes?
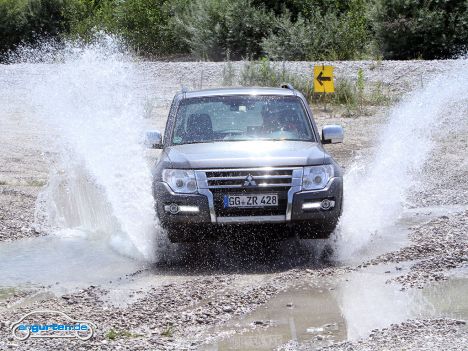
[320,199,335,210]
[164,204,199,214]
[164,203,180,214]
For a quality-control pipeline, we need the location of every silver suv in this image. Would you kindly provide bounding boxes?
[147,86,344,242]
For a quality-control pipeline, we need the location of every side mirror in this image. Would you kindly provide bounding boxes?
[322,125,344,144]
[145,130,163,149]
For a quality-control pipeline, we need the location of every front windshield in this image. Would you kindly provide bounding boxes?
[171,95,315,145]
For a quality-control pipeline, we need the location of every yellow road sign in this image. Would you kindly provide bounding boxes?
[314,65,334,93]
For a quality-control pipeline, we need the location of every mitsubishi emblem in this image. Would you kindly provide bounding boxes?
[243,174,257,187]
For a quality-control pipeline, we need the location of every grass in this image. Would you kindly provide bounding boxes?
[26,179,47,187]
[105,328,143,340]
[0,179,47,187]
[226,58,392,115]
[222,60,235,86]
[160,326,174,337]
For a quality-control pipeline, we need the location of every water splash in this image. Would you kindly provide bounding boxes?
[335,60,468,260]
[27,36,159,261]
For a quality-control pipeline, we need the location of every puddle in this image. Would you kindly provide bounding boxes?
[202,284,347,351]
[0,234,146,292]
[202,265,468,350]
[402,204,467,225]
[421,273,468,320]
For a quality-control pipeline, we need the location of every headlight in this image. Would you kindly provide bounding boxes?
[302,165,334,190]
[162,169,197,193]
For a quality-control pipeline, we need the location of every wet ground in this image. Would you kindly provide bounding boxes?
[0,59,467,350]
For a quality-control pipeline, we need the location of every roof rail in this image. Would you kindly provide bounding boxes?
[181,86,189,94]
[280,83,294,90]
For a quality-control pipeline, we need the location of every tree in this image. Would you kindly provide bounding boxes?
[375,0,468,59]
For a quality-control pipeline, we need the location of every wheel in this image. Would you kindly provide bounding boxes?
[319,242,335,263]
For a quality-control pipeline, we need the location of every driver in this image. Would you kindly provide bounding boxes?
[261,106,281,133]
[261,106,299,136]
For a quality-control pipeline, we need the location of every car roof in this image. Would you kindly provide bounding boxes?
[183,87,297,98]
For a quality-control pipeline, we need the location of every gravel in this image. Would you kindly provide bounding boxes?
[364,212,467,289]
[319,319,468,351]
[0,187,45,241]
[0,60,466,350]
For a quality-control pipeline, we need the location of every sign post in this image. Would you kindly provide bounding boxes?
[314,65,335,111]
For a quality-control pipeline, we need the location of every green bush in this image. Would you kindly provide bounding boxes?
[262,0,371,60]
[63,0,187,57]
[238,58,314,101]
[233,59,391,113]
[115,0,187,56]
[0,0,70,58]
[374,0,468,59]
[63,0,118,41]
[261,14,312,61]
[173,0,275,60]
[2,0,466,61]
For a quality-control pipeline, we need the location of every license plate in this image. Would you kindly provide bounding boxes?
[223,194,278,208]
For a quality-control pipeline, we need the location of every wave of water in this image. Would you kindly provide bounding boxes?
[335,59,468,260]
[6,36,466,264]
[26,37,159,261]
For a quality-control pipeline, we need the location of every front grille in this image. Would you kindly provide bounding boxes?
[199,167,298,218]
[205,168,294,189]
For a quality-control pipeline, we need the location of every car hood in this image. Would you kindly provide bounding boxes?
[163,141,325,169]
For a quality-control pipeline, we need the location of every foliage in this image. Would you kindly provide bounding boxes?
[1,0,467,61]
[222,59,235,86]
[160,326,173,337]
[0,0,70,58]
[105,328,142,340]
[356,68,365,111]
[63,0,187,56]
[62,0,117,40]
[374,0,468,59]
[172,0,275,60]
[261,0,371,60]
[239,58,315,101]
[116,0,186,56]
[232,59,391,113]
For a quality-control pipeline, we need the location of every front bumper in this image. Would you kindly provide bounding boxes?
[154,177,342,226]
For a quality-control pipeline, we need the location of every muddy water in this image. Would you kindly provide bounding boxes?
[203,267,468,350]
[0,234,145,290]
[202,284,347,350]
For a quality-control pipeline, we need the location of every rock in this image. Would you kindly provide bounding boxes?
[222,306,233,313]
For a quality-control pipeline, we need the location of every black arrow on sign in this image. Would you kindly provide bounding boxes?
[316,71,331,86]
